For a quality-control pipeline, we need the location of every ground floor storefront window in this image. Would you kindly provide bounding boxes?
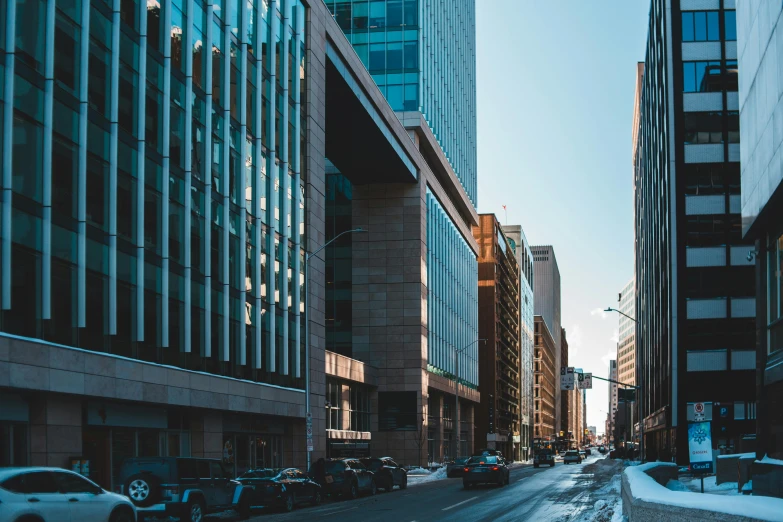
[222,434,284,477]
[0,422,28,466]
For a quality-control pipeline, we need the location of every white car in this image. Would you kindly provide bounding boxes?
[0,467,136,522]
[563,451,582,465]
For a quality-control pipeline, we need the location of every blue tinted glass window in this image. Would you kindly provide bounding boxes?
[353,1,368,29]
[387,42,403,70]
[369,43,385,71]
[707,11,719,40]
[335,2,351,31]
[682,12,694,41]
[725,11,736,41]
[694,12,707,41]
[387,0,403,26]
[403,41,417,69]
[387,85,403,110]
[403,0,417,26]
[683,62,695,92]
[369,1,385,28]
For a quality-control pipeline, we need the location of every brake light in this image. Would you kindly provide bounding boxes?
[463,467,469,472]
[492,467,499,471]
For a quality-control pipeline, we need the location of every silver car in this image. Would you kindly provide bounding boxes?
[563,451,582,465]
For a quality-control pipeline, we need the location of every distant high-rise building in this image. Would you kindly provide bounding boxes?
[474,215,521,459]
[608,360,618,444]
[636,0,755,463]
[532,246,562,436]
[502,225,535,461]
[561,328,570,438]
[736,1,783,462]
[534,316,557,443]
[617,278,636,387]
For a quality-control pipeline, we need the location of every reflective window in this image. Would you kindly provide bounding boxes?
[682,61,721,93]
[724,11,736,41]
[682,11,720,42]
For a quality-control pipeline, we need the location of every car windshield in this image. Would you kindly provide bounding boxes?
[325,461,345,474]
[455,457,469,464]
[361,459,383,472]
[467,456,497,465]
[566,451,579,456]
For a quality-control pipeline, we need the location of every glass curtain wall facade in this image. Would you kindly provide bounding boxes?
[0,0,307,389]
[325,0,477,205]
[426,188,478,388]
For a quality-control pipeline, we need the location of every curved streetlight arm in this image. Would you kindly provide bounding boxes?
[604,307,637,323]
[307,228,365,261]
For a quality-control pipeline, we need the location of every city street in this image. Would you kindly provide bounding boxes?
[245,456,621,522]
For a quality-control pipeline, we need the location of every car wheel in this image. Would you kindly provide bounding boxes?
[311,489,322,506]
[400,475,407,490]
[124,473,160,507]
[550,462,555,467]
[236,493,252,520]
[370,479,377,496]
[109,508,135,522]
[348,481,359,500]
[185,498,205,522]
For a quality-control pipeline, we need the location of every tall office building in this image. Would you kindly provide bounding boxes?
[736,2,783,462]
[608,360,619,445]
[0,0,478,476]
[533,316,556,443]
[636,0,755,463]
[474,215,520,459]
[532,246,562,435]
[560,328,569,438]
[502,224,535,461]
[617,278,636,386]
[323,0,481,463]
[326,0,477,204]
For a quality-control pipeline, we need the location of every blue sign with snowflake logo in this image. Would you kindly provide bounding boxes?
[688,421,713,473]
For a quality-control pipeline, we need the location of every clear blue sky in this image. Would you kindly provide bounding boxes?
[475,1,651,433]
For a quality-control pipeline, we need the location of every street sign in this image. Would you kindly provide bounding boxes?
[582,373,593,389]
[306,412,313,450]
[561,367,575,391]
[688,421,713,474]
[694,402,705,415]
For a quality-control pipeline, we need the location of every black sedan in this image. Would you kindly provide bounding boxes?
[446,457,470,477]
[462,455,510,489]
[309,458,377,499]
[360,457,407,492]
[236,468,322,512]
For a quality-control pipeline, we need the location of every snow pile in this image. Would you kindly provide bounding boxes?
[407,466,448,485]
[625,463,783,521]
[742,480,753,493]
[758,455,783,467]
[718,452,755,460]
[405,466,432,476]
[666,475,739,495]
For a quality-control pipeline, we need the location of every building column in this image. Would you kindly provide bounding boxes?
[435,393,444,463]
[29,396,82,468]
[466,403,475,455]
[191,412,223,460]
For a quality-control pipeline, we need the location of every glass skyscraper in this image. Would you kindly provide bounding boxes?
[1,0,307,389]
[325,0,477,205]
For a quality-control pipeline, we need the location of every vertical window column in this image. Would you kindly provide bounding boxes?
[221,0,231,362]
[76,0,92,327]
[265,0,278,372]
[160,0,173,346]
[251,0,265,369]
[292,1,303,378]
[41,0,56,320]
[237,0,249,365]
[202,0,213,358]
[135,1,148,340]
[279,0,291,376]
[0,0,13,311]
[108,0,122,335]
[183,0,195,352]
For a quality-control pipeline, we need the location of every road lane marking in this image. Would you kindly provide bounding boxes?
[318,507,358,517]
[442,496,478,511]
[517,477,526,482]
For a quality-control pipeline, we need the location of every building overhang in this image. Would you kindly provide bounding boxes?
[324,42,417,185]
[398,111,479,228]
[325,350,379,387]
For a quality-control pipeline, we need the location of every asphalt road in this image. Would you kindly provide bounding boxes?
[245,455,621,522]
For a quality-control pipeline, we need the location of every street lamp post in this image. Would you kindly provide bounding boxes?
[455,339,486,459]
[305,227,365,471]
[604,306,643,463]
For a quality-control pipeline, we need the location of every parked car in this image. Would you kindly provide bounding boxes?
[118,457,253,522]
[360,457,407,492]
[308,458,377,499]
[578,450,587,459]
[564,451,582,465]
[533,450,555,468]
[462,455,510,489]
[446,457,471,478]
[235,468,321,512]
[598,446,607,454]
[0,467,136,522]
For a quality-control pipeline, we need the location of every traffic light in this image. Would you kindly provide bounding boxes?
[584,428,589,435]
[559,431,564,437]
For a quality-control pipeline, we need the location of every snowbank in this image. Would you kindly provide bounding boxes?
[407,466,448,485]
[718,453,756,460]
[666,476,739,496]
[624,463,783,521]
[758,455,783,467]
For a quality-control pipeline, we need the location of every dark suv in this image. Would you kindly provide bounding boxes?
[360,457,407,492]
[308,458,377,499]
[119,457,253,522]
